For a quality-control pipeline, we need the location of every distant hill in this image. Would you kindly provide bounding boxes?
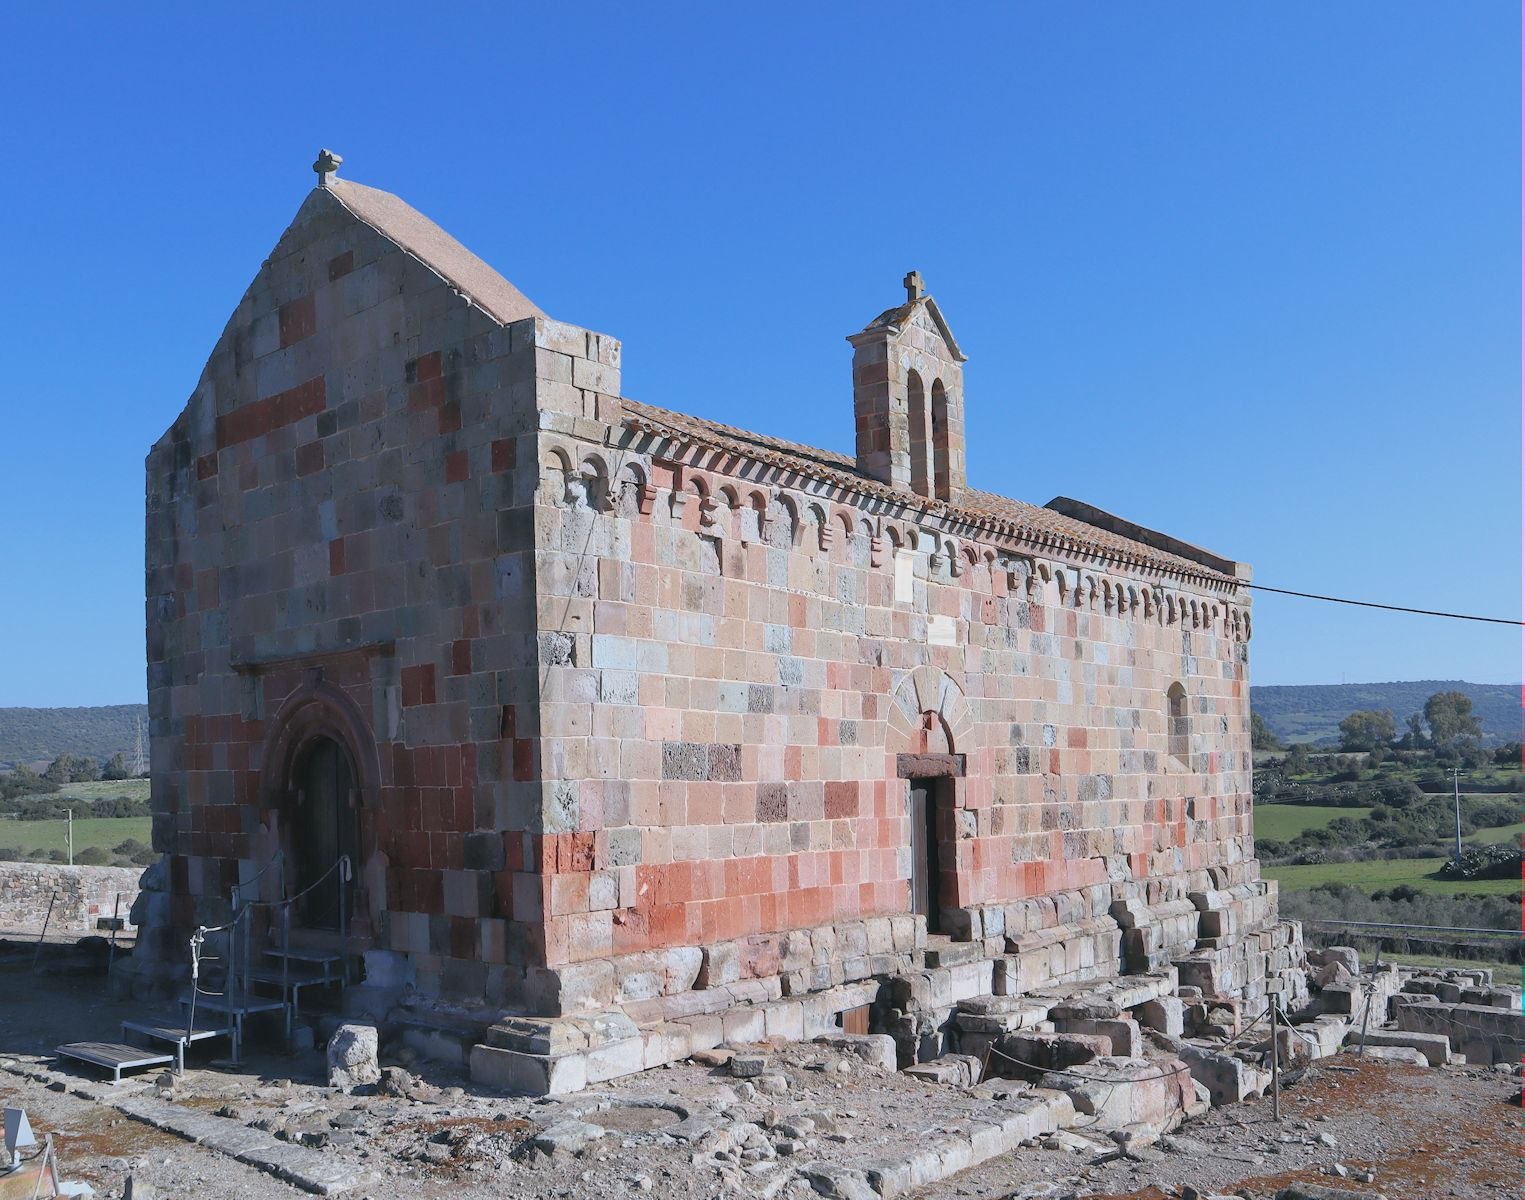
[1,686,1518,768]
[0,704,147,771]
[1252,681,1520,746]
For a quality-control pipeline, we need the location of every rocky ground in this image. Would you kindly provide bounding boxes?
[0,953,1518,1200]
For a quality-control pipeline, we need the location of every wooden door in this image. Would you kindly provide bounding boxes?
[294,737,356,930]
[908,778,941,933]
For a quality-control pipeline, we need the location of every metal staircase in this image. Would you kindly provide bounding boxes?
[57,853,355,1082]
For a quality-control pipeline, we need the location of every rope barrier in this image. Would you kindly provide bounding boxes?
[181,852,354,1066]
[976,998,1280,1086]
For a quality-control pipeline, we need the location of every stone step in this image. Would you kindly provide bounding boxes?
[923,938,984,968]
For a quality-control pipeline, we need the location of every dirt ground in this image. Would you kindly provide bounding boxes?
[1,951,1518,1200]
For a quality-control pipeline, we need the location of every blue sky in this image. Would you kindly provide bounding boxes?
[0,3,1518,706]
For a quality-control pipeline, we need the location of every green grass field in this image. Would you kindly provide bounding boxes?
[1264,856,1521,896]
[13,778,150,805]
[1253,804,1373,841]
[1467,822,1523,846]
[0,815,151,857]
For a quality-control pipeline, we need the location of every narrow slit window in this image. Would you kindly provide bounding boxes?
[1167,683,1189,766]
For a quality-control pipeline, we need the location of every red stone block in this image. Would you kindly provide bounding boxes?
[512,738,534,781]
[216,376,326,449]
[438,400,462,434]
[611,905,650,954]
[279,294,316,348]
[400,663,436,707]
[449,639,471,676]
[491,439,516,473]
[326,250,354,281]
[329,538,346,576]
[566,832,595,874]
[407,378,445,411]
[195,568,218,611]
[196,453,218,480]
[413,351,442,382]
[494,871,516,920]
[445,450,468,483]
[296,441,324,476]
[415,869,444,913]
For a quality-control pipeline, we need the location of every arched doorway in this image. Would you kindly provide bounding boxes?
[287,735,358,931]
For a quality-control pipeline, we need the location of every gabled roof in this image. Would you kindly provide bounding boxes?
[851,295,967,362]
[622,400,1237,584]
[325,179,544,326]
[301,174,1232,585]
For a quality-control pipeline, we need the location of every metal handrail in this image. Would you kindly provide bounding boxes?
[183,852,353,1062]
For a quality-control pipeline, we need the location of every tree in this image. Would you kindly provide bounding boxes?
[43,755,77,784]
[1424,691,1483,748]
[70,757,100,783]
[1401,712,1426,749]
[101,753,132,781]
[1250,713,1282,751]
[1285,743,1312,775]
[1338,710,1395,753]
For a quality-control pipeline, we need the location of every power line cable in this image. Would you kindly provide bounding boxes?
[1244,583,1524,627]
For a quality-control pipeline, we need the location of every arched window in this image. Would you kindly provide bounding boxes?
[930,379,949,499]
[1167,683,1189,766]
[907,370,930,498]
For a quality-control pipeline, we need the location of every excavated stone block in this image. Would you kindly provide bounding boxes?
[1037,1055,1195,1135]
[469,1044,587,1094]
[989,1030,1109,1077]
[1135,997,1185,1037]
[1052,1017,1142,1058]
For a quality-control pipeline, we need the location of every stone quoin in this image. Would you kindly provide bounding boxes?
[127,154,1302,1092]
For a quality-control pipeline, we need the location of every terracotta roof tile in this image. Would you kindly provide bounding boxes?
[326,180,544,326]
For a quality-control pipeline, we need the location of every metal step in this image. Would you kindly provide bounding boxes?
[246,963,335,985]
[121,1015,236,1072]
[263,946,346,968]
[179,993,288,1018]
[57,1041,174,1084]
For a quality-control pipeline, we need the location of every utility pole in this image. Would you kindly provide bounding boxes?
[1451,768,1463,863]
[66,808,73,867]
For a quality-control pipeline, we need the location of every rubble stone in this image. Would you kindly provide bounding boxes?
[325,1024,380,1091]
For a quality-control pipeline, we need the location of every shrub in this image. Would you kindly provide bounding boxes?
[74,846,109,866]
[1437,845,1523,881]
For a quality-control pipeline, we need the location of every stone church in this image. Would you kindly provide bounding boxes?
[131,154,1302,1091]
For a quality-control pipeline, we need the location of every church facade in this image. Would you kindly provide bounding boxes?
[134,158,1301,1090]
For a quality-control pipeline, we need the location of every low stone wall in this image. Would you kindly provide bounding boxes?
[0,862,143,935]
[1395,996,1525,1066]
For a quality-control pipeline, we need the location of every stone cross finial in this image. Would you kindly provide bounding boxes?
[313,148,343,188]
[903,270,924,303]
